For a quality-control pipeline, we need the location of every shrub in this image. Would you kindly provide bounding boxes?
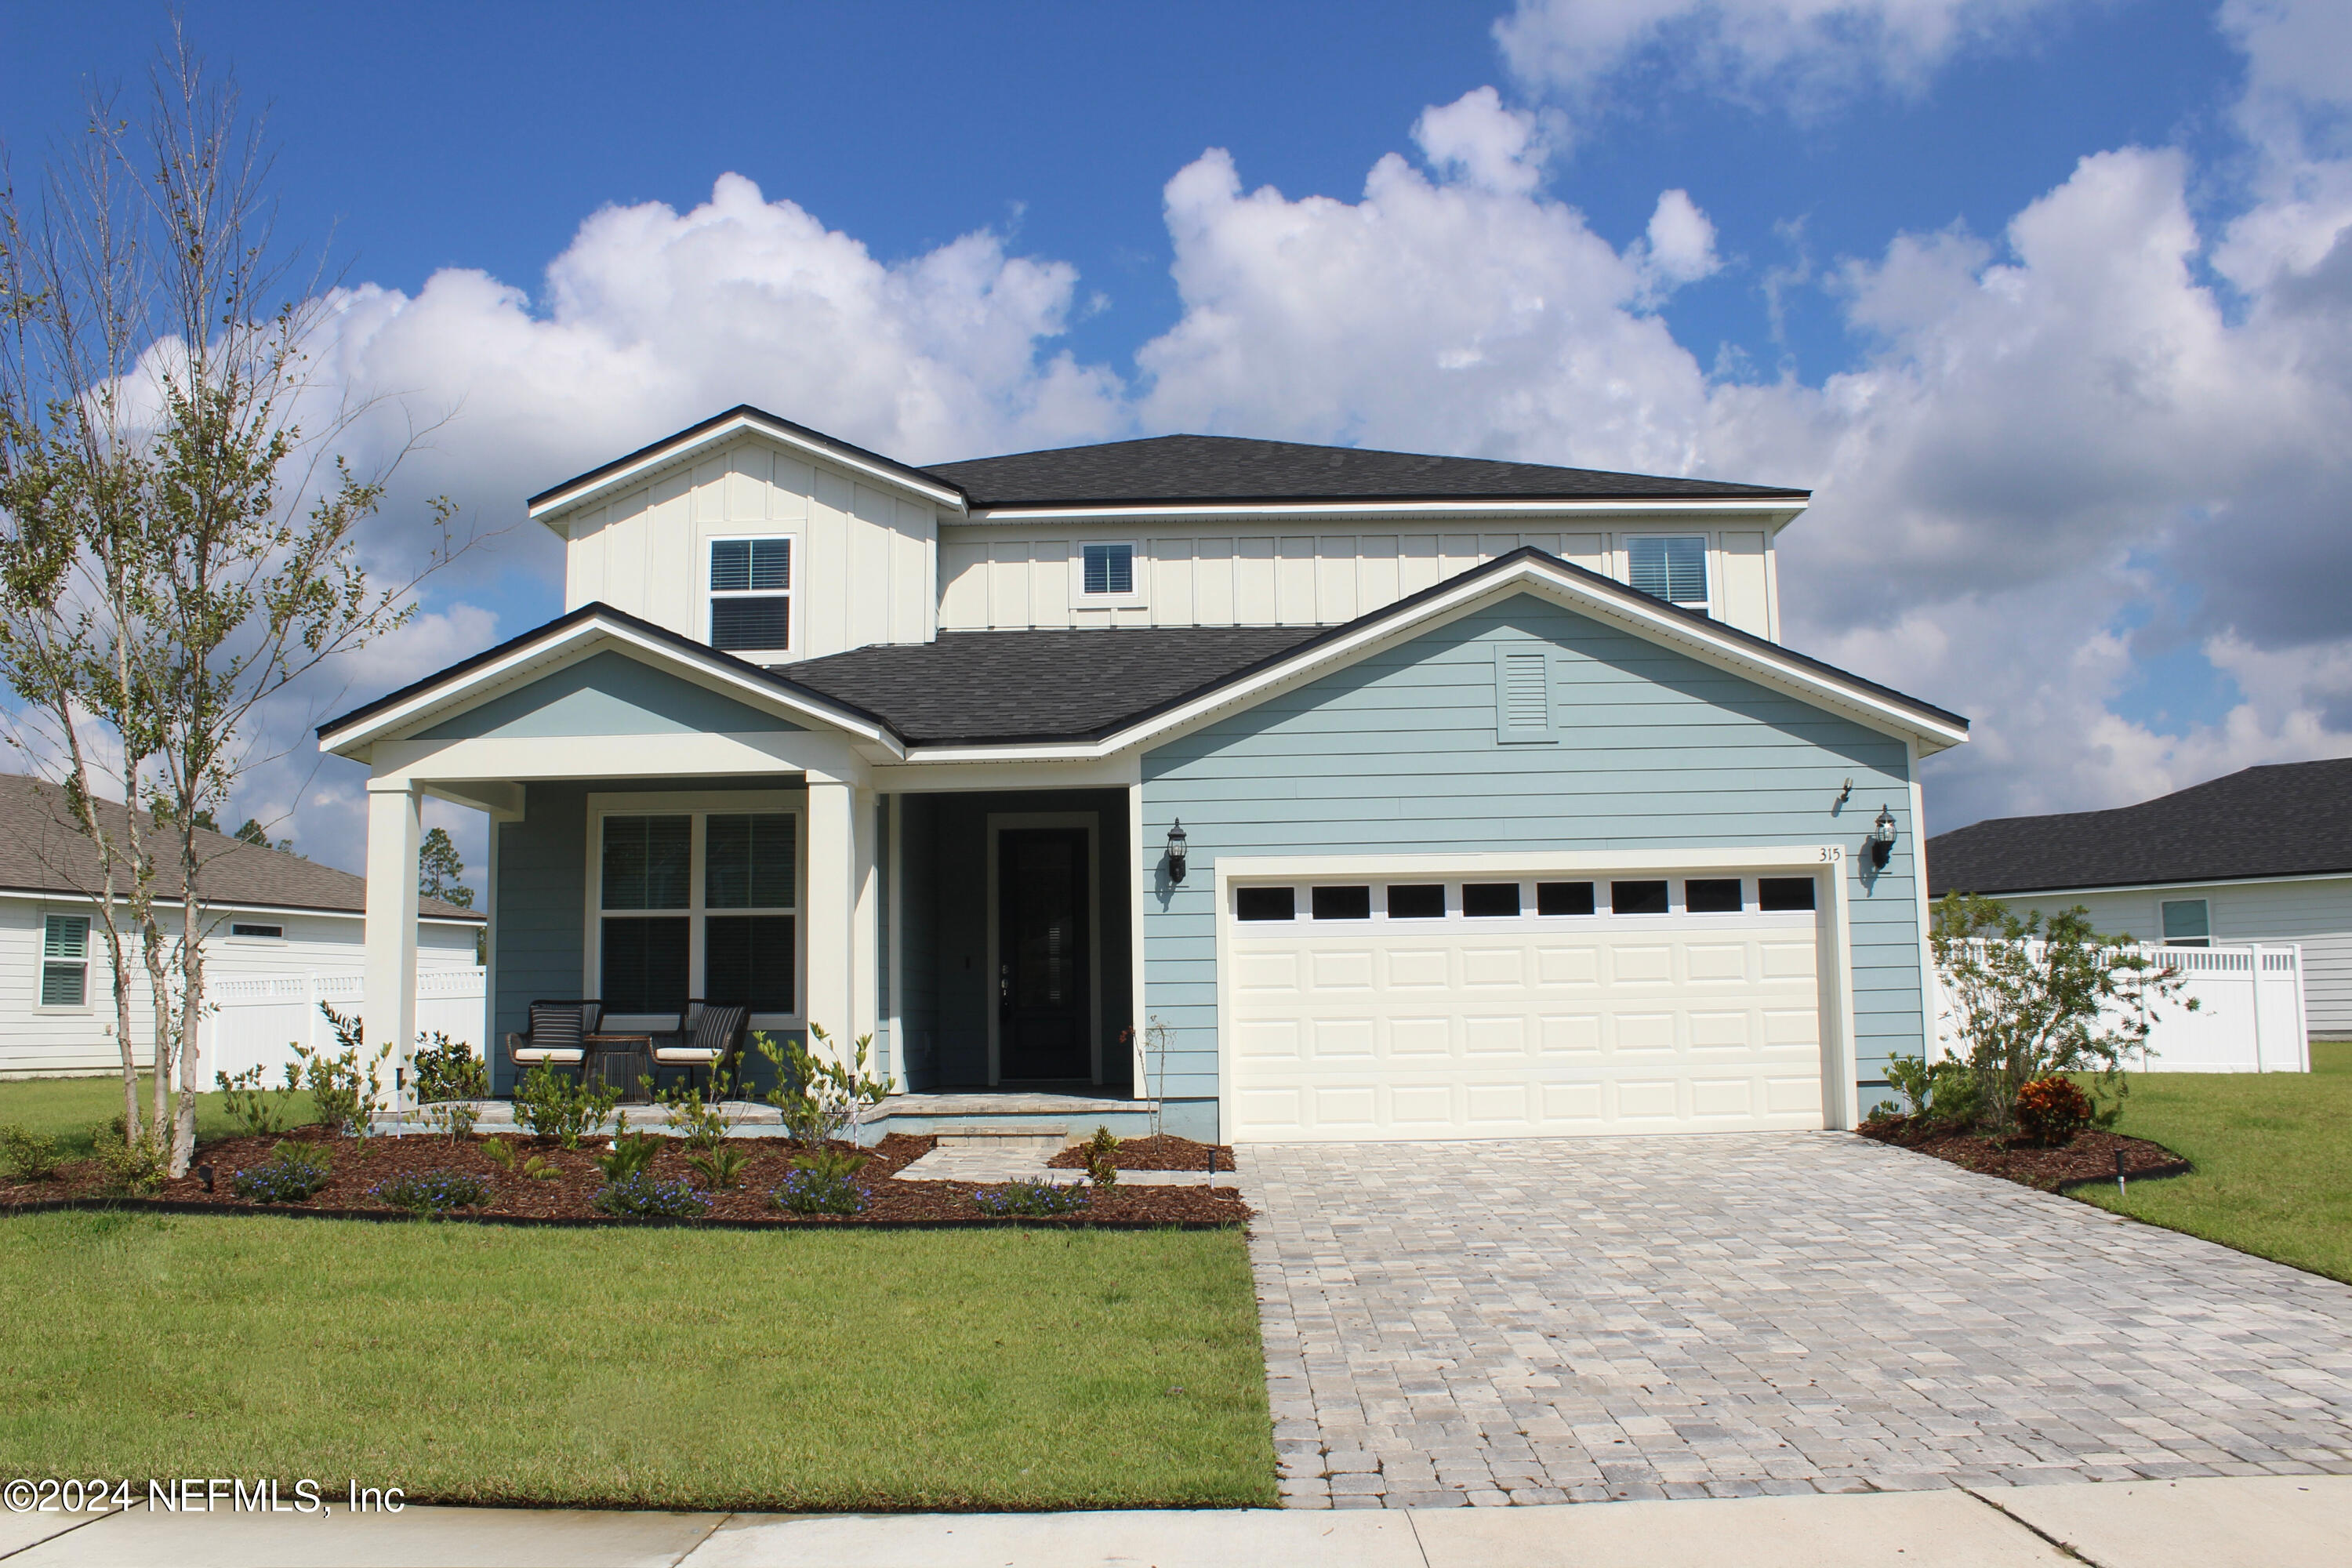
[1882,1054,1984,1131]
[371,1169,492,1216]
[89,1117,166,1194]
[412,1031,488,1104]
[1,1124,61,1182]
[771,1168,869,1215]
[230,1141,334,1203]
[514,1059,619,1149]
[215,1063,303,1138]
[974,1178,1091,1217]
[756,1022,890,1145]
[593,1171,711,1220]
[648,1063,744,1151]
[481,1136,517,1171]
[685,1144,748,1190]
[592,1128,664,1181]
[790,1145,870,1182]
[292,1004,392,1134]
[1084,1123,1120,1186]
[2014,1075,2095,1147]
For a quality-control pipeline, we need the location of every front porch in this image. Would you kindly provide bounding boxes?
[364,769,1170,1130]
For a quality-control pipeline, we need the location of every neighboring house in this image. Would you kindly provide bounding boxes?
[0,773,485,1079]
[1926,759,2352,1040]
[319,406,1968,1142]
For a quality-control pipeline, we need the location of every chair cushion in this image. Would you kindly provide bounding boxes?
[651,1046,721,1065]
[512,1047,585,1065]
[691,1003,748,1054]
[528,1003,586,1051]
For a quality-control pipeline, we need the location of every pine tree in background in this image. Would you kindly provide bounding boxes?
[419,826,475,909]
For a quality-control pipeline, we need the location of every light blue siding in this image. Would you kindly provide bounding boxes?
[1139,593,1929,1118]
[418,650,802,741]
[490,782,586,1095]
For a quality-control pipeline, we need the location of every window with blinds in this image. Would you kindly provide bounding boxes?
[41,914,89,1007]
[709,537,792,652]
[1080,543,1135,596]
[1628,535,1709,608]
[597,810,798,1018]
[1494,646,1556,742]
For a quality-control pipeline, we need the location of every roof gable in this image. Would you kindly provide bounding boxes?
[412,650,805,742]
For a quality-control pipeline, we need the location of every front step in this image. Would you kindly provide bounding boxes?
[868,1092,1163,1145]
[932,1124,1071,1152]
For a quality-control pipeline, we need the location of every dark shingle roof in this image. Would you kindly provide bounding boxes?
[924,434,1808,508]
[1926,759,2352,897]
[0,773,481,920]
[786,626,1323,746]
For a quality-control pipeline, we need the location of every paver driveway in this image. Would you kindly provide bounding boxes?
[1239,1132,2352,1509]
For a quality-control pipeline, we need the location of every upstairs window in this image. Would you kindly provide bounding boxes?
[42,914,89,1007]
[709,537,792,653]
[1628,536,1708,608]
[1080,542,1135,596]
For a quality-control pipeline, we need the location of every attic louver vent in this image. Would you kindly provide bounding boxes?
[1494,648,1555,743]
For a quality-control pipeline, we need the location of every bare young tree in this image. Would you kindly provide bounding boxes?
[0,31,464,1174]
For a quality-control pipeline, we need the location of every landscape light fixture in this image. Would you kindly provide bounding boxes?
[1166,819,1189,884]
[1867,806,1898,869]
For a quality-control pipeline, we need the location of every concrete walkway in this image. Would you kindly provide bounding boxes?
[4,1475,2347,1566]
[1239,1133,2352,1507]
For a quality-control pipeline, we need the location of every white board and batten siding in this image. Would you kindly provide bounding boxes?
[561,437,938,660]
[0,898,481,1078]
[2001,877,2352,1036]
[939,524,1778,639]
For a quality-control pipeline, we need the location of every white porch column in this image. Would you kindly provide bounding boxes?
[804,775,855,1058]
[364,779,422,1109]
[851,787,880,1058]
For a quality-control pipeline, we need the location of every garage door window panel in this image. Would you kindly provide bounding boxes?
[1236,886,1296,922]
[1463,883,1521,917]
[1685,878,1744,914]
[1312,885,1372,920]
[1759,877,1817,912]
[1386,884,1445,920]
[1537,881,1595,916]
[1612,880,1671,915]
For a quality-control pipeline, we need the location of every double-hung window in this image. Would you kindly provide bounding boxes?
[597,808,799,1021]
[708,537,792,654]
[41,914,89,1007]
[1078,541,1139,601]
[1628,536,1709,609]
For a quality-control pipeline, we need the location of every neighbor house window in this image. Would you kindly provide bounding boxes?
[230,922,284,940]
[1080,542,1136,596]
[598,810,798,1018]
[1628,536,1708,608]
[2161,898,2210,948]
[42,914,89,1007]
[708,537,792,652]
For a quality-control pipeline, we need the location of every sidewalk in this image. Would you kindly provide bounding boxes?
[5,1475,2347,1567]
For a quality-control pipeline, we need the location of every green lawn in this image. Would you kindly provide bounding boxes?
[0,1073,319,1159]
[0,1212,1275,1510]
[0,1075,1274,1511]
[2074,1041,2352,1285]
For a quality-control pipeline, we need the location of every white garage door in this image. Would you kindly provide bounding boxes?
[1224,869,1828,1142]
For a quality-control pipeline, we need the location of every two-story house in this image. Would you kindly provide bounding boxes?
[320,406,1967,1143]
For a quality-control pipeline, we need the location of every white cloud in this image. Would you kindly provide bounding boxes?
[1495,0,2078,112]
[1642,189,1724,286]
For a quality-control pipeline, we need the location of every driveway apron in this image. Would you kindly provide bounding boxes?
[1236,1132,2352,1508]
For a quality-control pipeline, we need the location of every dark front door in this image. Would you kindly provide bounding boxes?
[998,827,1091,1080]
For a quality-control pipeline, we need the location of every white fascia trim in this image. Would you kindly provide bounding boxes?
[318,616,905,758]
[895,557,1965,764]
[1980,870,2352,899]
[0,887,486,926]
[967,498,1805,524]
[528,412,967,526]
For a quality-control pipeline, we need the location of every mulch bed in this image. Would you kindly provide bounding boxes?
[1858,1116,2190,1192]
[0,1125,1250,1229]
[1045,1134,1236,1172]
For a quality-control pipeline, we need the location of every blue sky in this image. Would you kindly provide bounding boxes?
[5,0,2349,873]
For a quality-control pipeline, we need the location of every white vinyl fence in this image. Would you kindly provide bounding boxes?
[198,970,487,1083]
[1933,940,2308,1073]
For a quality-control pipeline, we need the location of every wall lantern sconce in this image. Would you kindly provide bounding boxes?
[1867,805,1898,869]
[1166,819,1189,884]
